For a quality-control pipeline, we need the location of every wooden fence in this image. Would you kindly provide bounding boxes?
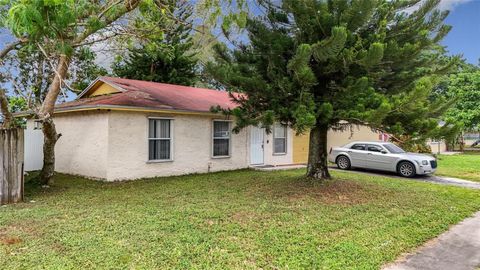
[0,128,24,205]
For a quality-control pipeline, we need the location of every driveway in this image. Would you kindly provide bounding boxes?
[383,211,480,270]
[329,166,480,189]
[255,164,480,189]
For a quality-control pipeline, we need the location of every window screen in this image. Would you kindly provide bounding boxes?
[148,119,171,160]
[213,121,230,157]
[273,123,287,154]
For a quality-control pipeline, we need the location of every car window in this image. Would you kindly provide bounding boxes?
[383,143,406,154]
[367,145,383,152]
[351,144,366,151]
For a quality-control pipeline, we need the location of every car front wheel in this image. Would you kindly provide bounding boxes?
[398,161,416,178]
[336,155,351,170]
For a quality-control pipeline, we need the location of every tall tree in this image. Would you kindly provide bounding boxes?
[207,0,455,179]
[443,64,480,131]
[1,0,154,185]
[113,0,198,86]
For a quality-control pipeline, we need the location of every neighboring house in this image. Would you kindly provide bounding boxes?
[464,132,480,147]
[23,77,379,181]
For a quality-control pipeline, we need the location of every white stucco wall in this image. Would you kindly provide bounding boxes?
[262,127,294,166]
[54,111,109,179]
[106,111,249,181]
[26,110,298,181]
[25,112,110,179]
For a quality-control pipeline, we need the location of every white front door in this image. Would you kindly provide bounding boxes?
[250,126,264,165]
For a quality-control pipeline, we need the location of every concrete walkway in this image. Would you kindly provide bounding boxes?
[328,167,480,189]
[383,211,480,270]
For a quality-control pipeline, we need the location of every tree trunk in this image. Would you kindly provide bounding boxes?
[0,89,13,129]
[306,123,331,179]
[38,118,61,185]
[38,55,70,185]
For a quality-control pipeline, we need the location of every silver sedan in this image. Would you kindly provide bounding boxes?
[328,141,437,177]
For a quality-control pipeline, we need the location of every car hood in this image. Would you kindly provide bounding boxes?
[397,153,435,160]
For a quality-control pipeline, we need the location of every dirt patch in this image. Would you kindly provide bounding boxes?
[229,211,275,227]
[231,211,260,224]
[0,220,42,246]
[0,236,22,245]
[274,178,391,205]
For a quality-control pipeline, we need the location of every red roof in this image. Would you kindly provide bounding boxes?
[57,76,240,113]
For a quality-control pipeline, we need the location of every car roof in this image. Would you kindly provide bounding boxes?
[348,141,389,145]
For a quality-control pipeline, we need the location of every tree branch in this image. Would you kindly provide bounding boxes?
[0,38,27,60]
[0,88,13,128]
[73,0,141,45]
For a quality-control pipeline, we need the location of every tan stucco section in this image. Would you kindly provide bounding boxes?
[106,111,249,181]
[429,141,447,154]
[293,126,380,164]
[41,111,109,179]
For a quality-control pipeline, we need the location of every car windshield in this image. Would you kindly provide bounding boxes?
[383,143,406,154]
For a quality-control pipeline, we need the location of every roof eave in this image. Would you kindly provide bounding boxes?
[15,105,226,118]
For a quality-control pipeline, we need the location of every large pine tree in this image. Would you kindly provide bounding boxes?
[112,0,198,86]
[207,0,455,179]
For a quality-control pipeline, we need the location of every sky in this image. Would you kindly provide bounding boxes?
[441,0,480,65]
[0,0,479,66]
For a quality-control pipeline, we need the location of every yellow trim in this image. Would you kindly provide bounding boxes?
[87,82,120,97]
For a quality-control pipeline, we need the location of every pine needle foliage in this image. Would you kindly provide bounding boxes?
[206,0,457,178]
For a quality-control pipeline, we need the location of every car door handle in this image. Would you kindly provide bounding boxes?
[347,151,352,153]
[367,153,372,155]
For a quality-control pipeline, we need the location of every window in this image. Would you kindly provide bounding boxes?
[148,119,172,161]
[33,120,43,130]
[351,144,366,151]
[367,145,383,152]
[213,121,230,157]
[273,123,287,154]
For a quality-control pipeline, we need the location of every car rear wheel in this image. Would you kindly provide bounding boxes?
[336,155,351,170]
[398,161,416,178]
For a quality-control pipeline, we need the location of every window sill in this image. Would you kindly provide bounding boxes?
[211,156,231,159]
[273,153,287,156]
[146,159,173,164]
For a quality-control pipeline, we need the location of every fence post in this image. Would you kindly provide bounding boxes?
[0,128,24,205]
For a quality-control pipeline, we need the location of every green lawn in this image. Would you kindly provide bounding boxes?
[436,153,480,182]
[1,169,480,269]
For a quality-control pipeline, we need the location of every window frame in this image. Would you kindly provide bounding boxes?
[212,120,232,158]
[367,144,384,153]
[147,117,174,163]
[33,120,43,130]
[273,123,287,155]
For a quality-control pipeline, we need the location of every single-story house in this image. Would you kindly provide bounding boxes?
[24,76,381,181]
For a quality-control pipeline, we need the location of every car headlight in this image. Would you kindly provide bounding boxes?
[421,160,428,165]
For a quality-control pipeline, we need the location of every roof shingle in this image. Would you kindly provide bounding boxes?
[57,76,239,113]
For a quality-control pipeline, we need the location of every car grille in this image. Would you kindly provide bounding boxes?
[430,160,437,169]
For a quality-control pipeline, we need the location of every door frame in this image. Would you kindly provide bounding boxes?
[250,126,265,165]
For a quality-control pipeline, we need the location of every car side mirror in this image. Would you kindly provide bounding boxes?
[381,150,388,154]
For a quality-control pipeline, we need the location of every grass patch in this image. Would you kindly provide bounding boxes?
[1,169,480,269]
[436,153,480,182]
